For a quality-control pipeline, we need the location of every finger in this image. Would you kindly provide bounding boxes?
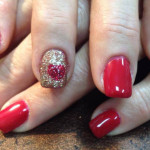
[89,74,150,138]
[0,43,94,133]
[0,0,89,54]
[77,0,90,46]
[141,0,150,59]
[0,0,90,107]
[90,0,140,98]
[14,0,89,48]
[0,0,90,130]
[14,0,32,43]
[32,0,78,88]
[0,35,35,107]
[0,0,18,53]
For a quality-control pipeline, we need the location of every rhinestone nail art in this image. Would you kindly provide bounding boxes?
[40,49,67,88]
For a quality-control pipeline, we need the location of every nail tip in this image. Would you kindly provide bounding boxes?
[89,109,120,138]
[106,91,132,98]
[0,101,29,133]
[40,78,66,88]
[41,82,66,88]
[89,123,103,139]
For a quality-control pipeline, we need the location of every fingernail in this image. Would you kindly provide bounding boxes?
[0,101,29,133]
[40,49,67,88]
[89,109,120,138]
[104,56,132,98]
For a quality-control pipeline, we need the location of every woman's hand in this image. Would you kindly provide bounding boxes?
[0,0,93,133]
[0,35,94,133]
[0,0,150,141]
[89,0,150,138]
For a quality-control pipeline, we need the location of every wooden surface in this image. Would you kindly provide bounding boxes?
[0,58,150,150]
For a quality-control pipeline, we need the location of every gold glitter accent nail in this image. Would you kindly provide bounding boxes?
[40,49,67,88]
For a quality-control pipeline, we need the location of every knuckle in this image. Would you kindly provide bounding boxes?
[101,11,139,39]
[36,6,71,27]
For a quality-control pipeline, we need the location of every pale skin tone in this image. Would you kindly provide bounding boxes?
[0,0,150,137]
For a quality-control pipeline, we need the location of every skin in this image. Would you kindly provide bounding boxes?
[0,0,92,132]
[31,0,78,83]
[90,0,140,93]
[0,0,32,51]
[0,0,150,138]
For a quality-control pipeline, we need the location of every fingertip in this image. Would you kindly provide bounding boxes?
[0,100,29,133]
[32,0,78,89]
[89,109,121,138]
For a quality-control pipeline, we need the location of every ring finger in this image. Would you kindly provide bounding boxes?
[32,0,78,88]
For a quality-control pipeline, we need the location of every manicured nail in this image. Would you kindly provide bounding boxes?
[40,49,67,88]
[0,101,29,133]
[104,56,132,98]
[89,109,120,138]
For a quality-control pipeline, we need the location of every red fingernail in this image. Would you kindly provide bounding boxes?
[89,110,120,138]
[0,101,29,133]
[104,56,132,98]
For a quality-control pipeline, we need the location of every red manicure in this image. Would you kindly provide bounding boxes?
[89,110,120,138]
[0,101,29,133]
[104,56,132,98]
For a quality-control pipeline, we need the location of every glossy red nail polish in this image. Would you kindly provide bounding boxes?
[104,56,132,98]
[89,110,120,138]
[0,101,29,133]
